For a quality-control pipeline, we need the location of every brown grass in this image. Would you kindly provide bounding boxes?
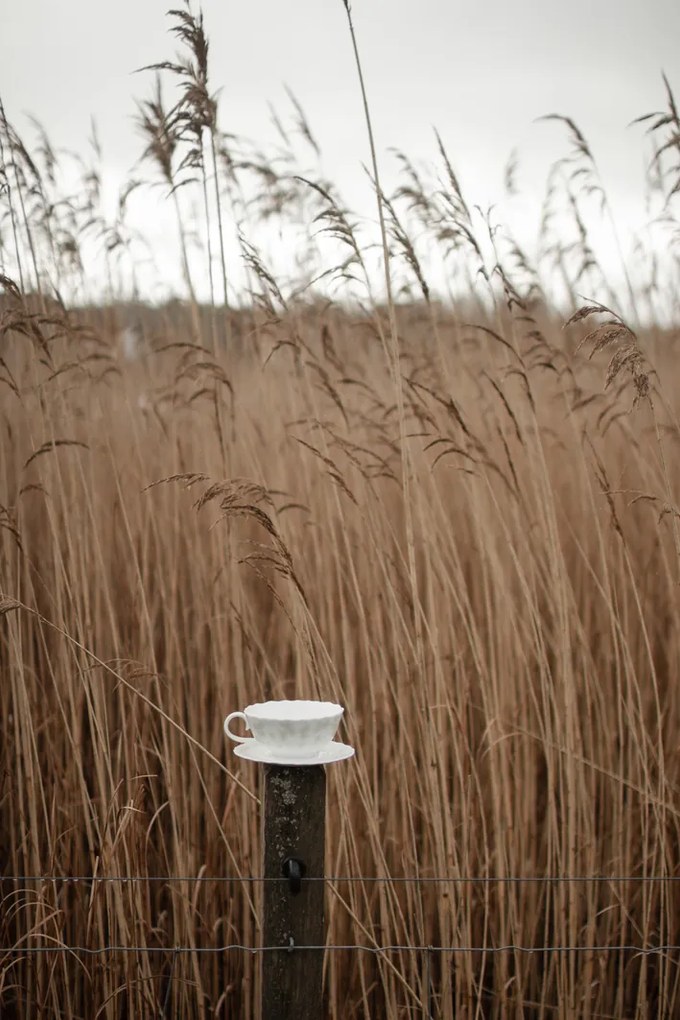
[1,8,680,1017]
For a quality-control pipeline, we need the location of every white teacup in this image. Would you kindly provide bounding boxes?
[224,700,343,758]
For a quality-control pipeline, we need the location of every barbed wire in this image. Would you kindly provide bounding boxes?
[2,943,678,957]
[5,874,680,885]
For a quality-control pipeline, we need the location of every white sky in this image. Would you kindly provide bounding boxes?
[2,0,679,307]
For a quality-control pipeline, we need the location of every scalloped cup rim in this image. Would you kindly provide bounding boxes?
[243,699,343,721]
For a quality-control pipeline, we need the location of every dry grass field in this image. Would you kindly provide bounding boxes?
[1,5,680,1017]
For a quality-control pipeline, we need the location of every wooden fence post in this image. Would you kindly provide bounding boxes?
[262,764,326,1020]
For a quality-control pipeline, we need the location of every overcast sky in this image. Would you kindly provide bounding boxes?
[2,0,679,303]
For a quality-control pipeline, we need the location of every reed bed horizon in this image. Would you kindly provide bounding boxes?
[1,4,680,1016]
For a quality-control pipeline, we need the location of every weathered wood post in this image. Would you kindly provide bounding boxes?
[262,765,326,1020]
[224,699,354,1020]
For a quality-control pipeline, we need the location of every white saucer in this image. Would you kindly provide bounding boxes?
[233,740,355,766]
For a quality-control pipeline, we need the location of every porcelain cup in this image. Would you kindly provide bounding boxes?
[224,699,343,757]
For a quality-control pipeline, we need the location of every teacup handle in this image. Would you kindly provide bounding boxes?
[224,711,251,743]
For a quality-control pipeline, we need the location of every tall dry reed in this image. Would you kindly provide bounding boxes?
[1,7,679,1017]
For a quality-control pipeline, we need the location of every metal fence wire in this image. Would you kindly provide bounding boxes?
[2,872,679,958]
[3,872,679,1018]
